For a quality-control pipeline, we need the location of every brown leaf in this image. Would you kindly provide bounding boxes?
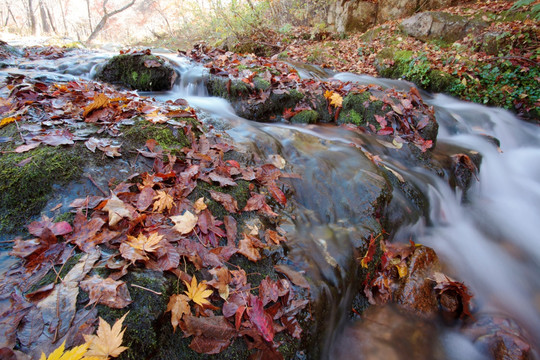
[83,93,110,118]
[238,234,261,262]
[102,193,134,226]
[208,172,237,187]
[223,216,237,247]
[264,230,286,245]
[267,182,286,206]
[153,190,174,213]
[259,277,280,306]
[182,315,237,340]
[243,192,277,217]
[80,276,132,309]
[274,264,310,289]
[209,190,238,213]
[189,335,231,355]
[136,186,155,212]
[166,294,190,332]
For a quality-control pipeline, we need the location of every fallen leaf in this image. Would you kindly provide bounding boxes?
[171,211,198,235]
[125,232,163,256]
[330,92,343,108]
[83,93,110,118]
[184,276,213,306]
[102,193,133,226]
[80,276,132,309]
[238,234,261,262]
[274,264,310,289]
[166,294,191,332]
[153,190,174,213]
[360,234,377,268]
[247,295,274,342]
[209,190,238,213]
[243,193,278,217]
[193,197,207,214]
[39,341,90,360]
[83,313,129,358]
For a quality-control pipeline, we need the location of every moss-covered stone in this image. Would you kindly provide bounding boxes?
[291,110,319,124]
[95,270,171,360]
[0,135,84,233]
[253,77,271,91]
[338,92,386,128]
[188,179,251,221]
[206,77,251,101]
[95,54,177,91]
[121,119,191,155]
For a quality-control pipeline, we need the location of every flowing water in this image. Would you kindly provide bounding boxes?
[2,49,540,358]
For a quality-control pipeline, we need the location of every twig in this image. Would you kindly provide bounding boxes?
[85,174,108,196]
[13,118,25,142]
[194,230,208,248]
[131,283,162,295]
[485,55,538,66]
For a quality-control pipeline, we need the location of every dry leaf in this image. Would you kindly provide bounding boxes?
[80,276,132,309]
[184,276,213,306]
[126,232,163,255]
[194,197,207,214]
[83,313,129,358]
[166,294,191,332]
[171,211,198,235]
[330,92,343,108]
[153,190,174,213]
[102,193,133,226]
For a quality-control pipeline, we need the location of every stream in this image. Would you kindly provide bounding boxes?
[1,47,539,359]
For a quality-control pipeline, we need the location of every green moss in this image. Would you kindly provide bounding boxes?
[0,140,84,233]
[338,92,386,128]
[96,270,171,360]
[206,77,251,101]
[96,54,175,91]
[54,211,75,224]
[253,77,271,91]
[121,119,190,154]
[291,110,319,124]
[189,179,251,220]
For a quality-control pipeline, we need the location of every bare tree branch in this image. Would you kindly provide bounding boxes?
[86,0,136,44]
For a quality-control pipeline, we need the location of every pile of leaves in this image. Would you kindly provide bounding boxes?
[188,45,437,152]
[0,69,310,358]
[359,236,473,320]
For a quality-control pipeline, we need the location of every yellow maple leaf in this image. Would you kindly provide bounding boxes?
[152,190,174,213]
[323,90,333,100]
[39,341,96,360]
[126,232,163,254]
[83,313,129,359]
[170,211,198,235]
[184,276,213,306]
[83,93,110,118]
[166,294,191,332]
[193,197,207,214]
[0,117,16,128]
[330,92,343,108]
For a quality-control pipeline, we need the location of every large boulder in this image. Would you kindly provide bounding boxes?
[329,1,377,33]
[400,11,487,43]
[95,52,177,91]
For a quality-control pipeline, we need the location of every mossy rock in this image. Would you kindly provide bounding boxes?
[95,54,177,91]
[291,110,319,124]
[206,77,252,101]
[337,92,386,128]
[121,118,192,155]
[0,132,84,234]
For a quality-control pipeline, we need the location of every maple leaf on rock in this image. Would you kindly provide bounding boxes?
[166,294,191,332]
[152,189,175,213]
[83,313,129,359]
[102,193,133,226]
[80,275,132,309]
[39,341,91,360]
[171,211,198,235]
[125,232,163,257]
[184,276,214,306]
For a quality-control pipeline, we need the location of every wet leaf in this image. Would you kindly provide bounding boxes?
[136,186,155,212]
[360,234,377,268]
[209,190,238,213]
[238,234,261,262]
[83,313,129,358]
[274,264,310,289]
[247,296,274,342]
[171,210,198,235]
[166,294,191,332]
[184,276,213,306]
[80,276,132,309]
[243,193,278,217]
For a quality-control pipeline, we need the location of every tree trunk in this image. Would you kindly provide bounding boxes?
[86,0,93,33]
[57,0,68,35]
[39,0,51,34]
[27,0,37,34]
[86,0,136,44]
